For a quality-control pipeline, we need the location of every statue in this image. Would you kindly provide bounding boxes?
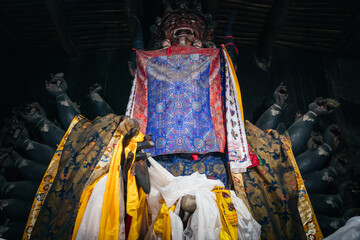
[0,0,356,239]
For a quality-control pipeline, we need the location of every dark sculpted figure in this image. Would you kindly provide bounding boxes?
[88,83,114,118]
[295,124,340,175]
[1,1,358,239]
[256,82,288,131]
[288,97,338,156]
[0,149,47,182]
[20,102,65,148]
[152,1,216,49]
[45,73,81,129]
[5,122,55,166]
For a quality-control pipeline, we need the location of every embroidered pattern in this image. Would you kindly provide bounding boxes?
[130,46,226,156]
[146,54,220,155]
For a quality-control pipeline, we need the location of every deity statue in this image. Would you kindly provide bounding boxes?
[0,1,343,239]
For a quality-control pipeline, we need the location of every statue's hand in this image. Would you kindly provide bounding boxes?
[118,116,139,137]
[0,148,14,169]
[120,117,154,194]
[324,124,342,150]
[331,153,349,176]
[88,83,102,96]
[45,72,68,97]
[20,102,46,124]
[306,135,324,150]
[180,194,196,222]
[8,123,29,149]
[308,97,334,116]
[132,134,154,194]
[273,82,288,109]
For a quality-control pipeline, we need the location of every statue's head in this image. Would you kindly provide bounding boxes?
[152,0,216,48]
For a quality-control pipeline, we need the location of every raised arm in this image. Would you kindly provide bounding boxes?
[256,82,288,131]
[45,73,80,129]
[88,83,114,117]
[287,97,336,156]
[20,102,65,148]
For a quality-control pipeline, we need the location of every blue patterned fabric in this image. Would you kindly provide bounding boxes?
[145,53,220,156]
[153,153,229,187]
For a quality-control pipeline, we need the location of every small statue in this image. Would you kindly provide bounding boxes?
[20,102,65,148]
[317,208,360,237]
[0,218,26,240]
[0,149,47,182]
[45,73,80,129]
[88,83,114,118]
[0,174,38,201]
[5,122,55,166]
[256,82,288,131]
[0,198,32,221]
[303,153,349,194]
[309,181,360,217]
[288,97,339,156]
[296,124,342,175]
[325,216,360,240]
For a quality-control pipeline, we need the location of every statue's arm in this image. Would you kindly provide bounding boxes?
[45,73,80,129]
[20,102,65,148]
[256,83,288,131]
[88,83,114,117]
[287,97,335,156]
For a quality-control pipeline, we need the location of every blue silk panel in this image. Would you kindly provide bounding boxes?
[145,53,220,156]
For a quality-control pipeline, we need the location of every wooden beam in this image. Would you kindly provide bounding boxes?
[255,0,291,71]
[44,0,79,59]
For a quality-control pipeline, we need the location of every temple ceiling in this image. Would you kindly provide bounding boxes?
[0,0,359,60]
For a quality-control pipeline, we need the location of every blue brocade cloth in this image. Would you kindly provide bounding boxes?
[153,152,229,187]
[145,53,221,156]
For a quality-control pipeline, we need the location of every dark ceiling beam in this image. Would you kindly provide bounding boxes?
[255,0,291,71]
[328,13,360,66]
[44,0,79,59]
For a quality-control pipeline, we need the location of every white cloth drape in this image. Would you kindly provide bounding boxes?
[146,157,261,240]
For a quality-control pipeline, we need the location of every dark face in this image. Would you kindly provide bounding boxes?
[160,9,213,47]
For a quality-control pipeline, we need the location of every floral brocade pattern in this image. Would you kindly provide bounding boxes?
[242,121,307,240]
[23,115,83,240]
[30,114,121,240]
[132,46,226,156]
[146,53,220,155]
[153,152,228,186]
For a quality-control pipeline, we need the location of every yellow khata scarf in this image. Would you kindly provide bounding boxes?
[125,133,147,240]
[72,131,146,240]
[153,200,176,239]
[213,186,239,240]
[98,131,145,240]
